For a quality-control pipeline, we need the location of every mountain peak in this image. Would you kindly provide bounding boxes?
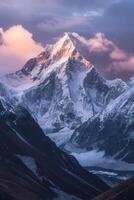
[57,32,89,49]
[61,32,81,40]
[51,32,75,58]
[63,32,87,42]
[50,32,91,65]
[2,32,128,138]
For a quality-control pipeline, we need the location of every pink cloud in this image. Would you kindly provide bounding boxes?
[87,33,134,78]
[0,27,133,80]
[0,25,43,74]
[88,33,113,53]
[112,58,134,73]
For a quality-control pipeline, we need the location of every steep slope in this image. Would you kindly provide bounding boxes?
[0,98,109,200]
[71,86,134,163]
[93,177,134,200]
[2,33,127,142]
[0,82,17,105]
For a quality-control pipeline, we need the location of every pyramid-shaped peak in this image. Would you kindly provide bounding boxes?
[51,33,75,58]
[64,32,81,38]
[52,32,90,59]
[54,32,80,47]
[62,32,88,45]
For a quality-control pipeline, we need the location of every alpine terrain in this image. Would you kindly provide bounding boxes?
[1,32,134,187]
[2,32,127,144]
[0,96,109,200]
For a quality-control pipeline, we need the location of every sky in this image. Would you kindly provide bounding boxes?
[0,0,134,80]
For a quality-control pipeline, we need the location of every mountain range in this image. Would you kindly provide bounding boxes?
[0,98,109,199]
[0,32,134,199]
[2,32,127,132]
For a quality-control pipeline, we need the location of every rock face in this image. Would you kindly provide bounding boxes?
[71,86,134,163]
[93,177,134,200]
[2,32,127,134]
[0,98,109,200]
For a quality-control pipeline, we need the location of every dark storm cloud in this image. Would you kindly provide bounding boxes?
[62,0,115,11]
[0,0,122,41]
[94,0,134,52]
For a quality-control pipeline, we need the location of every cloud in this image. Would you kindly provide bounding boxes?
[0,25,43,74]
[87,33,134,80]
[95,0,134,52]
[0,0,121,45]
[0,26,133,80]
[88,33,113,53]
[0,0,115,17]
[37,16,88,32]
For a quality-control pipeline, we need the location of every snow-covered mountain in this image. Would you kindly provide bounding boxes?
[0,81,17,105]
[71,85,134,163]
[2,32,127,137]
[1,32,134,187]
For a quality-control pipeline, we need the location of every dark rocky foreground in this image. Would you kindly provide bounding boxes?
[0,100,109,200]
[93,177,134,200]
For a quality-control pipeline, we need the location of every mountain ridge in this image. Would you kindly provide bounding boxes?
[0,31,134,190]
[0,97,110,200]
[1,32,128,142]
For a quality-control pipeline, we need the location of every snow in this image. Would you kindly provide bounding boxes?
[16,53,95,132]
[99,86,134,123]
[71,150,134,171]
[64,143,87,153]
[0,32,134,197]
[90,170,131,183]
[90,170,118,177]
[17,155,37,175]
[1,31,130,150]
[128,77,134,86]
[71,150,105,167]
[48,127,73,146]
[51,32,75,58]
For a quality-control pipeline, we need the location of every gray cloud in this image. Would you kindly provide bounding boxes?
[94,0,134,52]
